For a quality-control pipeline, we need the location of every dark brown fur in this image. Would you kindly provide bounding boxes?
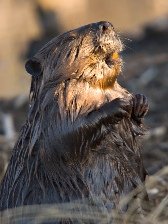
[0,22,149,222]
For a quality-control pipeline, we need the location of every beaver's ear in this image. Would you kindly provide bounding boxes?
[25,58,42,77]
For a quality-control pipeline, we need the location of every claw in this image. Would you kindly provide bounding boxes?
[132,94,149,124]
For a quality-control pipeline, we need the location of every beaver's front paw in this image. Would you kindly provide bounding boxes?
[132,94,149,125]
[100,97,133,124]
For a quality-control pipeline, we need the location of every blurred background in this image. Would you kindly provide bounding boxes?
[1,0,168,98]
[0,0,168,213]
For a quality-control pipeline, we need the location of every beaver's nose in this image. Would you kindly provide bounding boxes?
[98,21,114,32]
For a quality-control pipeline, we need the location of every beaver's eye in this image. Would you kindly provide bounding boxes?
[66,36,76,42]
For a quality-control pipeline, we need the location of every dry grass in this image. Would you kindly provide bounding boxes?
[0,166,167,224]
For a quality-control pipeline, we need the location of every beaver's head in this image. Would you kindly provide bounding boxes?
[26,21,123,91]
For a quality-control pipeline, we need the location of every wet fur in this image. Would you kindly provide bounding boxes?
[0,22,148,222]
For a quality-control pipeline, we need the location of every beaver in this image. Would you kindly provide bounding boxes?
[0,21,149,222]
